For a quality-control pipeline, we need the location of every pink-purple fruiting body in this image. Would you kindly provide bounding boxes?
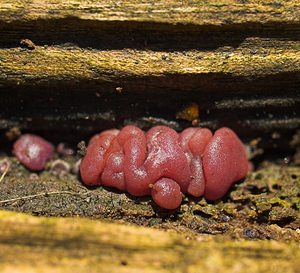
[80,125,249,209]
[13,134,54,171]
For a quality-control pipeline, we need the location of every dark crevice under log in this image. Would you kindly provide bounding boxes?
[0,72,299,153]
[1,19,300,50]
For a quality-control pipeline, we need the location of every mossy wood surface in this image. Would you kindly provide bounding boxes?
[0,209,299,273]
[0,0,299,143]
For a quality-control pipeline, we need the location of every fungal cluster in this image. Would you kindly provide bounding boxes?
[80,125,249,209]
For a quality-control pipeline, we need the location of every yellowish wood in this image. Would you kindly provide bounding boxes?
[1,46,299,86]
[0,0,299,25]
[0,210,299,273]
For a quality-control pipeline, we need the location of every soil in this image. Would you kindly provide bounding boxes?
[0,153,299,241]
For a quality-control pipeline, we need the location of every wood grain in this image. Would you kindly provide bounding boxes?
[1,0,300,25]
[0,210,299,273]
[0,0,299,147]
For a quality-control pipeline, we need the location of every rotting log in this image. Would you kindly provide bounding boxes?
[0,210,299,273]
[0,0,299,152]
[0,2,300,270]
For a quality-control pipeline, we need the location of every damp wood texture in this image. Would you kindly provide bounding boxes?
[0,210,299,273]
[0,0,299,146]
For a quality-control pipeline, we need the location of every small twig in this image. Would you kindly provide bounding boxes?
[0,190,89,204]
[0,164,9,183]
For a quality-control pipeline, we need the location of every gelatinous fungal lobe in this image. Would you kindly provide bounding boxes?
[202,128,249,200]
[117,125,149,196]
[179,127,213,197]
[79,129,120,185]
[145,126,192,194]
[13,134,54,171]
[80,125,249,209]
[151,178,182,210]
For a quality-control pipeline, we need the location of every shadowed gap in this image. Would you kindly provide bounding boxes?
[0,18,300,51]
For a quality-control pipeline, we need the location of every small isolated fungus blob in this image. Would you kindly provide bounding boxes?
[13,134,54,171]
[80,125,249,209]
[49,159,71,178]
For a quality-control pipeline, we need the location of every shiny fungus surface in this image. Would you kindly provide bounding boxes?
[13,134,54,171]
[80,125,249,209]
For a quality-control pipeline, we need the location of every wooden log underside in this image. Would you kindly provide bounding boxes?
[0,0,299,149]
